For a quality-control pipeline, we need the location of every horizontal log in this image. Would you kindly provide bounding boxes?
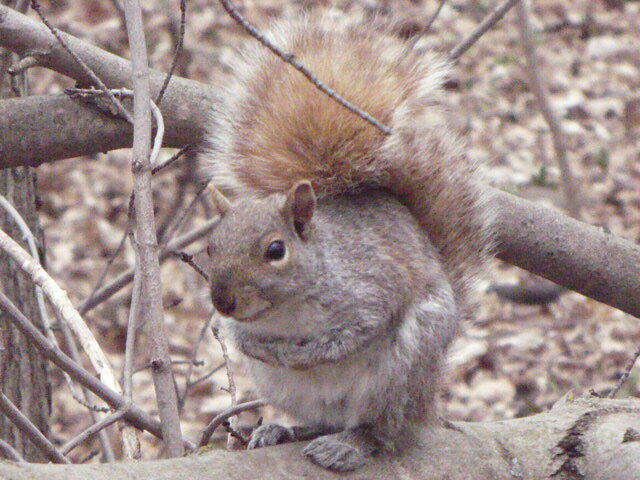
[0,397,637,480]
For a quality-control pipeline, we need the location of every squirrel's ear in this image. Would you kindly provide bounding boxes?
[211,185,232,217]
[283,181,316,240]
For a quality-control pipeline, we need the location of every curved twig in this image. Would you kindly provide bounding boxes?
[199,399,266,447]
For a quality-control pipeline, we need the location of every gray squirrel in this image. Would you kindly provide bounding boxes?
[203,9,495,472]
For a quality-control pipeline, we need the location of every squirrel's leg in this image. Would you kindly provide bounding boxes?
[248,423,336,449]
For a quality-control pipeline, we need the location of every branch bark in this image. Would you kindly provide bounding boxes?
[0,5,214,168]
[493,190,640,318]
[0,396,637,479]
[122,0,184,457]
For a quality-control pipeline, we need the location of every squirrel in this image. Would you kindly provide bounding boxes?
[202,9,495,472]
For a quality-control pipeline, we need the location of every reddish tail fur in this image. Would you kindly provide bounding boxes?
[204,10,495,319]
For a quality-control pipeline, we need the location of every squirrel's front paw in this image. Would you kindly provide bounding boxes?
[302,434,368,472]
[247,424,295,449]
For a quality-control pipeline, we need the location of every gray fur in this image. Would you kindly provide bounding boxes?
[209,190,458,471]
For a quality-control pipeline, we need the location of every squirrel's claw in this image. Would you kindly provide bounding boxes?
[247,424,296,449]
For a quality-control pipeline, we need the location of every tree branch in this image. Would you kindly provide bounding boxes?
[0,396,637,479]
[0,4,214,168]
[0,392,69,464]
[122,0,184,457]
[0,290,195,450]
[493,190,640,318]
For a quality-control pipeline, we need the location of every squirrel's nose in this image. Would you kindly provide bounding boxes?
[212,286,236,316]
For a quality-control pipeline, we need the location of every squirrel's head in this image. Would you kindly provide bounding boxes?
[207,181,319,322]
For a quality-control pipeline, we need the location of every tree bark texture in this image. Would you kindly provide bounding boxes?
[0,167,51,462]
[0,396,637,480]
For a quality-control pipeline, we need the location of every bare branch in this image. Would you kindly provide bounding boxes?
[0,439,25,463]
[0,392,69,464]
[156,0,186,106]
[0,195,116,460]
[515,0,582,218]
[151,144,193,175]
[179,313,215,412]
[60,410,126,456]
[0,227,120,393]
[449,0,519,61]
[424,0,447,36]
[0,5,214,168]
[199,399,266,447]
[0,290,195,449]
[609,346,640,399]
[122,235,143,460]
[122,0,184,457]
[211,320,241,449]
[493,190,640,319]
[77,217,218,315]
[171,250,209,282]
[216,0,391,135]
[29,0,132,122]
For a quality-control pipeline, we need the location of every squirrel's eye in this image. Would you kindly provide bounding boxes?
[265,240,286,261]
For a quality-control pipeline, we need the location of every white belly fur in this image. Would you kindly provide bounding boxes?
[246,338,396,428]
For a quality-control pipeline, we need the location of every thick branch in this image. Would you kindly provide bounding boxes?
[0,397,637,479]
[0,5,213,168]
[494,190,640,318]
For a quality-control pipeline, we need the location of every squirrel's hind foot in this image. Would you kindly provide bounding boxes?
[302,427,381,472]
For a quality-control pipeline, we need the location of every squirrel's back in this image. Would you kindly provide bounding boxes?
[205,9,495,319]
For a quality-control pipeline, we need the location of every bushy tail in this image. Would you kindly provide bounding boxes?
[204,9,495,318]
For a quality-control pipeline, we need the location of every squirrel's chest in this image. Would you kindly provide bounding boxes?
[247,342,394,428]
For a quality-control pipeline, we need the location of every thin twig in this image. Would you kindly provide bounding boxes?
[0,392,69,464]
[407,0,447,50]
[134,359,204,375]
[216,0,391,135]
[609,346,640,399]
[199,399,266,447]
[222,420,248,446]
[449,0,520,61]
[0,438,25,463]
[77,217,219,315]
[156,0,186,105]
[121,229,143,460]
[29,0,132,122]
[60,410,126,455]
[171,250,209,282]
[424,0,448,37]
[158,181,207,246]
[190,362,226,390]
[515,0,581,219]
[151,144,193,175]
[7,55,38,74]
[83,230,128,309]
[212,320,241,449]
[180,314,216,412]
